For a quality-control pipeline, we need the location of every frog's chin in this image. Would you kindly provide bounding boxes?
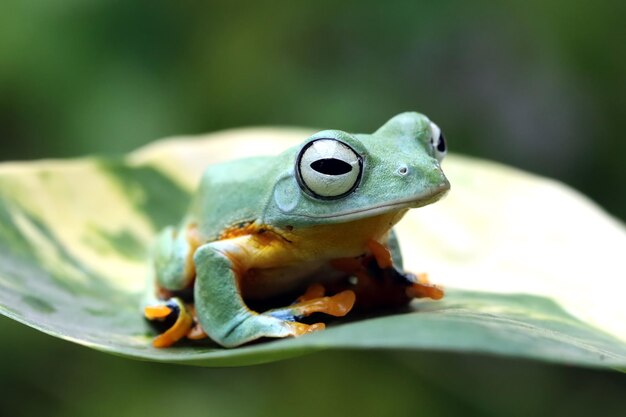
[303,183,450,222]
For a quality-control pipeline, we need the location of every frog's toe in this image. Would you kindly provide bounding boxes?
[285,321,326,336]
[405,273,445,300]
[321,290,356,316]
[144,298,193,348]
[295,283,326,302]
[186,321,208,340]
[144,304,173,320]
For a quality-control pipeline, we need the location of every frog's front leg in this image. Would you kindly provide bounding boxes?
[145,224,202,347]
[193,240,324,348]
[153,224,201,291]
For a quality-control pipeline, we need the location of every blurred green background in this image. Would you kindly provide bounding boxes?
[1,1,624,416]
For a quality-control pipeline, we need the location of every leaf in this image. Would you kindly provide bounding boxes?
[1,128,625,368]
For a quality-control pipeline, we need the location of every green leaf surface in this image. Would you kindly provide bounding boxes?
[1,128,625,368]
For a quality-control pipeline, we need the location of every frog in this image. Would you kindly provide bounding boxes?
[144,112,450,348]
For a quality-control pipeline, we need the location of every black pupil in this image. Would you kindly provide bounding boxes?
[437,133,447,152]
[310,158,352,175]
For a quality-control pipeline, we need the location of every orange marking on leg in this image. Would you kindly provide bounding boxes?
[219,222,291,246]
[367,239,393,269]
[144,305,172,320]
[218,221,256,240]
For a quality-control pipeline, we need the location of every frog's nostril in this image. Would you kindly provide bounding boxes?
[397,164,409,176]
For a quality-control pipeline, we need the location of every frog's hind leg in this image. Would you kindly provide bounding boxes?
[193,241,326,348]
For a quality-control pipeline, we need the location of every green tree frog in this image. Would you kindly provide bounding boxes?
[144,112,450,348]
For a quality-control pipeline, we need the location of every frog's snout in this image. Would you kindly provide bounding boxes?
[395,162,449,185]
[432,166,451,194]
[437,175,451,195]
[394,162,449,200]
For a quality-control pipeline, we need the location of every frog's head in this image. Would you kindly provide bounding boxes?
[268,112,450,226]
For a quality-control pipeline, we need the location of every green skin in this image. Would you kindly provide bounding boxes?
[150,112,450,347]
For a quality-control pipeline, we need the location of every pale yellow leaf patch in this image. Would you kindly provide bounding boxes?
[0,160,155,293]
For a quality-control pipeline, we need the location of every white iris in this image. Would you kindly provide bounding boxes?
[298,139,361,198]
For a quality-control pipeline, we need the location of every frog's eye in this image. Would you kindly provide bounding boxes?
[429,122,447,162]
[296,139,362,199]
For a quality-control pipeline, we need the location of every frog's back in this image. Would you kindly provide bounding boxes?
[184,156,276,240]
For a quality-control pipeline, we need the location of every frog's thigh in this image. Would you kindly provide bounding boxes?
[193,241,302,348]
[153,226,196,290]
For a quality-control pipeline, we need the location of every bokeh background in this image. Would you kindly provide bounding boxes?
[1,1,624,416]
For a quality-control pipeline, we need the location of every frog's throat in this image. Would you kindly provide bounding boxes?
[296,183,449,221]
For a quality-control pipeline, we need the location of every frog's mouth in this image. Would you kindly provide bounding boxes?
[300,181,450,221]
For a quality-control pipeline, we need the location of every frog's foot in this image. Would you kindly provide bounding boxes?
[265,287,356,321]
[186,323,208,340]
[332,246,444,309]
[405,273,445,300]
[186,305,209,340]
[144,298,193,348]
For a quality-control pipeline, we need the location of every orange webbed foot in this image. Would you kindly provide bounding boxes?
[266,285,356,321]
[144,299,194,348]
[290,289,355,318]
[286,321,326,336]
[406,273,445,300]
[144,305,173,320]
